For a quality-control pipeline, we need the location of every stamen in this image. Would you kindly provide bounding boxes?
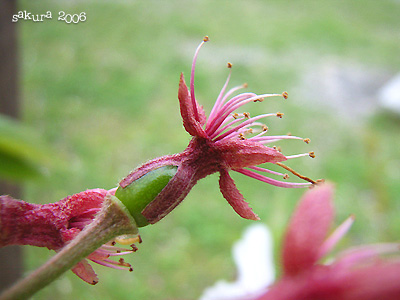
[91,259,132,271]
[249,166,287,177]
[190,36,209,121]
[283,174,289,179]
[243,112,250,119]
[236,168,311,188]
[253,98,264,102]
[227,62,232,68]
[207,91,255,131]
[275,162,317,184]
[282,91,288,99]
[250,134,303,144]
[285,152,314,160]
[206,93,281,134]
[276,112,284,118]
[208,65,233,123]
[214,113,276,141]
[304,138,311,144]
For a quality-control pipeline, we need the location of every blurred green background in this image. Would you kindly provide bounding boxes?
[7,0,400,299]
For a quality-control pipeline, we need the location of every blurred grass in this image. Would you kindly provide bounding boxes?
[13,0,400,299]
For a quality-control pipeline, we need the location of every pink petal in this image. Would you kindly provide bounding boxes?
[214,139,287,169]
[338,262,400,300]
[219,168,259,220]
[178,73,207,138]
[282,184,335,276]
[142,164,196,224]
[71,259,99,285]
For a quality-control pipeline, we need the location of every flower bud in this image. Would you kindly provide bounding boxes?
[115,165,178,227]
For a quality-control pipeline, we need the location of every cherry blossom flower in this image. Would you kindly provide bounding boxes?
[121,36,317,225]
[256,184,400,300]
[0,189,141,285]
[0,36,317,296]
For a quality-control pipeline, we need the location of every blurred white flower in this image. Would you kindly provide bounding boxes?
[200,224,275,300]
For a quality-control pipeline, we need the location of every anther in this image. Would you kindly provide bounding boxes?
[287,132,292,136]
[232,113,239,119]
[116,235,142,245]
[118,258,132,268]
[276,112,284,118]
[304,138,310,144]
[253,98,264,102]
[239,133,246,140]
[242,83,248,88]
[273,146,282,152]
[227,62,232,68]
[309,151,315,158]
[282,91,288,99]
[262,125,268,132]
[203,36,209,42]
[283,174,289,180]
[111,241,116,246]
[129,267,133,272]
[243,112,250,119]
[245,128,253,135]
[130,244,139,252]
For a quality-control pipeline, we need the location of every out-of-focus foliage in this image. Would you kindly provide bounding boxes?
[0,115,55,181]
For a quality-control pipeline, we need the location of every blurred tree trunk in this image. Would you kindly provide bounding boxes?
[0,0,23,292]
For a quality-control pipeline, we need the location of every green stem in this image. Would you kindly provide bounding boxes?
[0,195,138,300]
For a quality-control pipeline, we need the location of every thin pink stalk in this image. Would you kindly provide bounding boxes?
[215,113,277,141]
[235,168,311,188]
[206,93,257,134]
[250,135,303,143]
[190,38,208,121]
[91,259,131,271]
[248,166,287,177]
[207,70,232,123]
